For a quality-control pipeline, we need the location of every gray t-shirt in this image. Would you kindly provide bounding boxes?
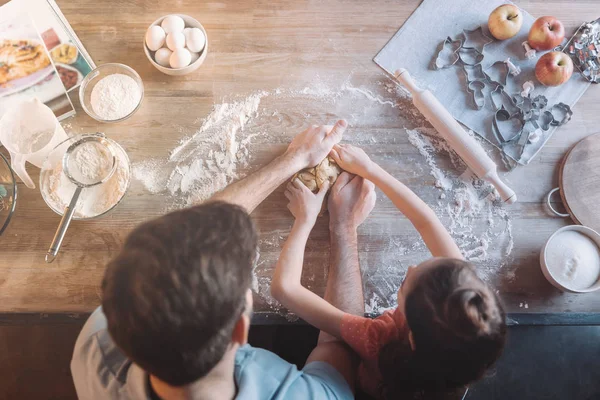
[71,307,353,399]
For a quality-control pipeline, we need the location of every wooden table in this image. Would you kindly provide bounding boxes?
[2,0,600,321]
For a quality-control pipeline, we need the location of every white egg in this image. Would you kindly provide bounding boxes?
[166,32,185,51]
[189,51,200,64]
[161,15,185,34]
[145,25,166,51]
[154,47,172,67]
[184,28,206,53]
[170,48,192,69]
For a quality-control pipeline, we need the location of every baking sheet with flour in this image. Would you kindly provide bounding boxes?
[374,0,590,164]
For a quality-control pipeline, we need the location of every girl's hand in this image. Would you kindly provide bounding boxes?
[329,144,375,178]
[285,178,330,226]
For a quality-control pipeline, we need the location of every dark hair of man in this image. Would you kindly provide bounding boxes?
[378,259,507,399]
[102,201,257,386]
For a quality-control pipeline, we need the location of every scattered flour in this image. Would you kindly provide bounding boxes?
[130,76,513,314]
[405,127,514,284]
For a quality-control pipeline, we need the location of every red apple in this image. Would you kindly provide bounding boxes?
[488,4,523,40]
[535,51,573,86]
[528,16,565,50]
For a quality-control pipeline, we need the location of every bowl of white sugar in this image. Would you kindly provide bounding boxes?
[79,63,144,123]
[540,225,600,293]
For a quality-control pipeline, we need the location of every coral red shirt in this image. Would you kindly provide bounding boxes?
[340,308,409,398]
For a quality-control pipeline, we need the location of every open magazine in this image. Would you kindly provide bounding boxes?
[0,11,74,120]
[0,0,95,120]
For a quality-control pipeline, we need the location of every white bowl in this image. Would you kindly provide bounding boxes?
[144,14,208,76]
[540,225,600,293]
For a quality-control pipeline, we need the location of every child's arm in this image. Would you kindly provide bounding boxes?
[330,144,463,260]
[271,179,346,338]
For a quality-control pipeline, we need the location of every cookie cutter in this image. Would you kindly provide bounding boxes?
[528,128,543,144]
[504,58,521,76]
[531,110,554,131]
[458,47,484,65]
[561,17,600,83]
[531,95,548,109]
[522,41,537,60]
[493,106,524,143]
[434,36,462,70]
[549,103,573,126]
[467,80,486,110]
[485,61,510,87]
[463,64,487,82]
[461,26,494,53]
[521,81,535,97]
[490,85,504,111]
[500,89,521,117]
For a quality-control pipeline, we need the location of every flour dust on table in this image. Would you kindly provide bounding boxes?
[132,75,513,314]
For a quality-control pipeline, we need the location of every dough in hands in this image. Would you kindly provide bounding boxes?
[292,156,342,215]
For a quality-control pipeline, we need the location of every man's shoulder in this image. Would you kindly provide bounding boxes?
[71,307,145,400]
[234,345,353,400]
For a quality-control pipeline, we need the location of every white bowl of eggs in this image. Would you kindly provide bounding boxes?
[144,14,208,75]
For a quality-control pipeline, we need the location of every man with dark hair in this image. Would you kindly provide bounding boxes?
[71,120,376,399]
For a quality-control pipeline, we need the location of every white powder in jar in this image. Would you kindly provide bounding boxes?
[90,74,141,121]
[43,144,130,218]
[546,231,600,291]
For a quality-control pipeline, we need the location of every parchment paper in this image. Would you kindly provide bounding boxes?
[374,0,590,164]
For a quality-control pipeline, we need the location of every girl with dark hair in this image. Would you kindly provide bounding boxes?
[271,144,507,399]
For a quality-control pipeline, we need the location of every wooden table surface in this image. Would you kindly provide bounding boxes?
[2,0,600,317]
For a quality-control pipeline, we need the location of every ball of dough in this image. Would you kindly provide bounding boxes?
[315,157,342,189]
[161,15,185,34]
[145,25,166,51]
[292,157,342,216]
[154,47,172,67]
[170,48,192,69]
[166,32,185,51]
[184,27,206,53]
[295,169,318,192]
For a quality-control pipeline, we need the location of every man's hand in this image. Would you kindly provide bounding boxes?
[329,144,375,178]
[328,172,376,232]
[285,179,330,226]
[284,120,347,169]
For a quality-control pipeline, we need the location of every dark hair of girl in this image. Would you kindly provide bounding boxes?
[378,258,507,399]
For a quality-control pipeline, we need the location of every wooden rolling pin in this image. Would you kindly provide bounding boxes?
[395,68,516,204]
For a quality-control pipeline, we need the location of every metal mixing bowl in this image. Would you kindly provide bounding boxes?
[0,152,17,235]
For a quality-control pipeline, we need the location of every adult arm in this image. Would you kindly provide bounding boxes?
[330,144,463,259]
[271,196,354,390]
[210,121,347,213]
[318,172,376,343]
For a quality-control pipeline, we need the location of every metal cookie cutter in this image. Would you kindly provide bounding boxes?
[562,17,600,83]
[463,64,487,82]
[493,106,524,143]
[461,26,494,53]
[531,110,554,131]
[458,47,484,65]
[434,36,462,70]
[467,80,486,110]
[485,61,510,87]
[531,95,548,109]
[490,85,504,111]
[550,103,573,126]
